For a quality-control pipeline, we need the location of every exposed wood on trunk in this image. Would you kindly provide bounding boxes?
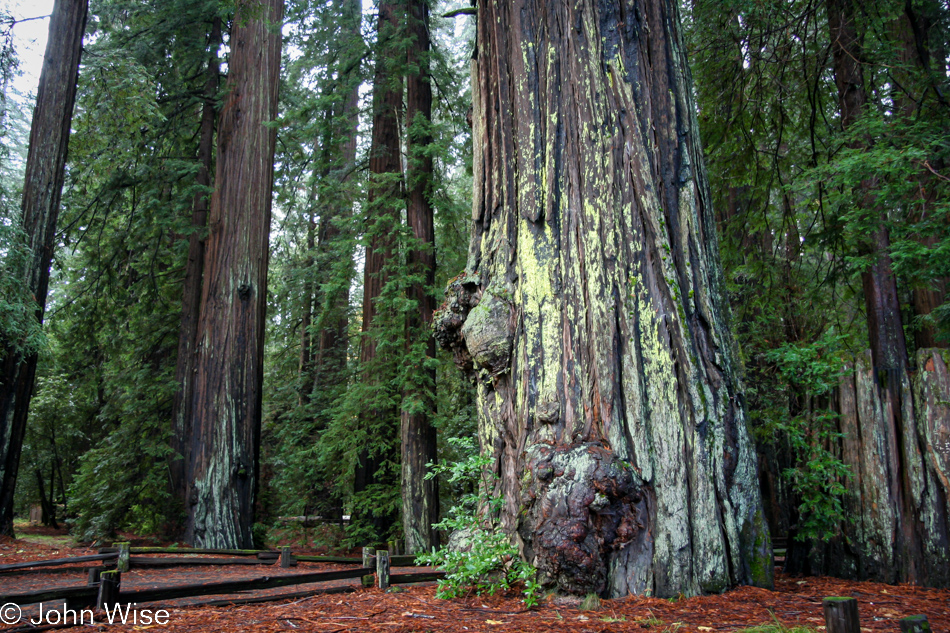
[184,0,284,548]
[0,0,88,537]
[435,0,771,597]
[171,16,222,531]
[401,0,439,555]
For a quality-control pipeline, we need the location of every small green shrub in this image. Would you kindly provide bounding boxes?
[416,437,541,607]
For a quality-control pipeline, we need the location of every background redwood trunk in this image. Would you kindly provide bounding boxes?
[436,0,771,597]
[184,0,283,548]
[171,17,221,530]
[0,0,88,537]
[353,0,402,538]
[401,0,439,555]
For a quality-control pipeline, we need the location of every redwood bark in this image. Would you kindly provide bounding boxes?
[184,0,283,548]
[435,0,771,597]
[0,0,88,537]
[401,0,439,555]
[171,17,221,528]
[353,0,402,538]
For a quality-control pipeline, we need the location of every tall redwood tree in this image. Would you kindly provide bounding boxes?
[436,0,772,597]
[184,0,283,548]
[401,0,439,555]
[822,0,950,587]
[351,0,403,539]
[0,0,88,537]
[170,16,221,528]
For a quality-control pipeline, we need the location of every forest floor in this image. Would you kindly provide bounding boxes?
[1,526,948,633]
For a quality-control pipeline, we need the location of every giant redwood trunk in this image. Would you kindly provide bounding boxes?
[401,0,439,555]
[435,0,772,597]
[0,0,87,537]
[170,17,221,526]
[184,0,283,548]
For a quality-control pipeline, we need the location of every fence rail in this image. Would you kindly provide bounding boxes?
[0,548,441,611]
[0,553,117,574]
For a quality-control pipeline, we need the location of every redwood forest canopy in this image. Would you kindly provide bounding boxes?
[0,0,948,599]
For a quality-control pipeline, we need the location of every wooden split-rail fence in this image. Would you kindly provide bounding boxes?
[0,544,443,614]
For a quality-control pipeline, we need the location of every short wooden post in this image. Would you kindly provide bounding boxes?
[280,546,292,568]
[388,539,400,556]
[116,542,130,572]
[376,549,390,590]
[97,570,121,610]
[899,615,931,633]
[87,566,102,586]
[362,546,375,569]
[823,597,860,633]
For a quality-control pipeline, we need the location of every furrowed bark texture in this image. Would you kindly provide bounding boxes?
[184,0,283,548]
[353,0,402,538]
[435,0,771,597]
[0,0,87,537]
[171,17,221,527]
[829,350,950,587]
[401,0,439,555]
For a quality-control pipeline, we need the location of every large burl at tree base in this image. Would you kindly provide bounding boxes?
[435,0,772,598]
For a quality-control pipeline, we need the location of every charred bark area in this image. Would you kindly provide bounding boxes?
[0,0,88,537]
[184,0,283,549]
[436,0,771,597]
[401,0,439,554]
[170,17,221,534]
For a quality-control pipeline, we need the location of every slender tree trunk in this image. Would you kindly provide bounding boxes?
[299,206,316,407]
[892,4,948,351]
[0,0,87,537]
[171,17,221,532]
[401,0,439,555]
[34,469,57,529]
[826,0,950,587]
[435,0,771,597]
[352,0,403,540]
[184,0,283,548]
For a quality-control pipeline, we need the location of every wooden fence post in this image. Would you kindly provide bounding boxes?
[280,546,293,568]
[823,597,860,633]
[97,570,121,610]
[87,567,101,586]
[116,542,130,572]
[362,546,375,569]
[376,550,390,590]
[899,615,931,633]
[361,546,376,587]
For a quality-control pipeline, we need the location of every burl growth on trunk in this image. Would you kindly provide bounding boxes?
[435,274,654,596]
